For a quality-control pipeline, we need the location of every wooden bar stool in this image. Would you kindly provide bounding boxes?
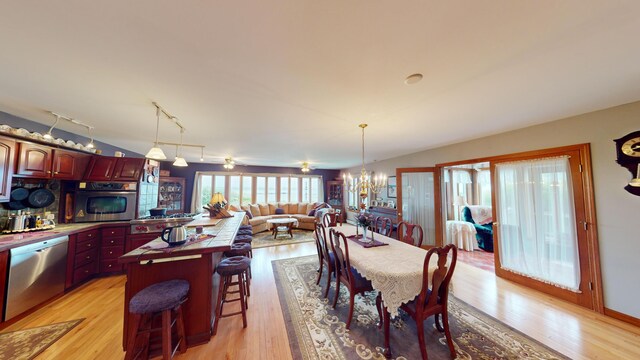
[234,234,253,257]
[224,243,253,297]
[125,279,189,360]
[213,256,251,335]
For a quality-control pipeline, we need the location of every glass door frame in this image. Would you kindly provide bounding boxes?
[396,167,443,248]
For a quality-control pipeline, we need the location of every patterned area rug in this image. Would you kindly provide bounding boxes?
[252,229,315,249]
[0,319,83,360]
[273,255,568,360]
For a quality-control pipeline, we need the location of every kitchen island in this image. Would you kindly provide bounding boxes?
[118,211,244,352]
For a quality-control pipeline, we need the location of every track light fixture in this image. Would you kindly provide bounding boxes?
[43,114,60,140]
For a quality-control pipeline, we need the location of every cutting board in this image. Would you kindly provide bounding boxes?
[185,216,222,227]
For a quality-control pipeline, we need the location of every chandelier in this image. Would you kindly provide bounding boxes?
[343,124,386,209]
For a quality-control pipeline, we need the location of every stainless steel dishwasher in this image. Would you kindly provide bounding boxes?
[5,236,69,321]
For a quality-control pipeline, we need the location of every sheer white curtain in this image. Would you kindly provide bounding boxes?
[495,156,580,291]
[401,172,435,246]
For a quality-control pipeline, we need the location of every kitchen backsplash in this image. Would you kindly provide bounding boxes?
[138,181,159,218]
[0,179,61,230]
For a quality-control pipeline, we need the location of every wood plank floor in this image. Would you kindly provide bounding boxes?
[2,241,639,360]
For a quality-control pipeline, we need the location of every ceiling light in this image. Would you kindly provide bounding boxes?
[86,127,94,148]
[301,162,311,173]
[172,128,188,167]
[405,73,423,85]
[629,164,640,187]
[200,147,204,162]
[224,158,235,170]
[43,114,60,140]
[173,157,188,167]
[343,124,386,210]
[145,106,167,160]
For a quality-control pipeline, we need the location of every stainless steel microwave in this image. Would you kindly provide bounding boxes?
[73,182,137,222]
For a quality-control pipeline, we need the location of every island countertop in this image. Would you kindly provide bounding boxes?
[118,211,243,263]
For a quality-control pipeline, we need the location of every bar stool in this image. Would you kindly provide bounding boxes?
[224,242,252,296]
[234,235,253,257]
[239,225,252,231]
[125,279,189,360]
[237,229,253,236]
[213,256,251,335]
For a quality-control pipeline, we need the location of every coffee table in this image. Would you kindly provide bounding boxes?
[266,218,298,239]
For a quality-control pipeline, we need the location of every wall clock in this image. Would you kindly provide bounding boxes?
[614,130,640,196]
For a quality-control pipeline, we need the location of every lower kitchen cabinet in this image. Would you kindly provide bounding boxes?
[0,251,8,323]
[66,229,101,288]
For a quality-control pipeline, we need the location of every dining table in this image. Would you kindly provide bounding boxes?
[329,223,437,358]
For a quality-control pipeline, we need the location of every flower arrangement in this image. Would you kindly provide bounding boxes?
[355,213,373,228]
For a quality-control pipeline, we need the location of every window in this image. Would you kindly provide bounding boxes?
[241,176,253,204]
[256,177,266,203]
[192,172,323,212]
[290,177,299,202]
[267,177,277,202]
[280,176,289,202]
[229,176,240,205]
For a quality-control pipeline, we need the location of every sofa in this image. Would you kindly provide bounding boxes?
[461,205,494,252]
[229,202,327,234]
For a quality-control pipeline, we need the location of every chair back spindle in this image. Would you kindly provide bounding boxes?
[418,244,457,312]
[397,221,424,247]
[329,229,352,283]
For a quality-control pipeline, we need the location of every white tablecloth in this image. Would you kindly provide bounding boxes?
[446,220,476,251]
[329,224,435,317]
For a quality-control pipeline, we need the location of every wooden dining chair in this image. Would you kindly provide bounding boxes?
[313,222,335,298]
[397,221,424,247]
[329,229,380,329]
[373,217,392,236]
[400,244,458,360]
[322,212,341,227]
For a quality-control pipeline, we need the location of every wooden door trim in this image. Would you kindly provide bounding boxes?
[489,143,603,313]
[395,167,442,248]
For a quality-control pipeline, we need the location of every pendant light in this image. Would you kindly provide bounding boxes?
[173,128,188,167]
[145,106,167,160]
[86,127,95,149]
[43,114,60,140]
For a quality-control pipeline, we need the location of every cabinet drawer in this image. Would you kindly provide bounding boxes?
[101,227,126,239]
[101,245,124,260]
[74,260,98,284]
[75,247,99,268]
[77,229,100,243]
[76,237,99,253]
[101,236,124,247]
[100,259,123,273]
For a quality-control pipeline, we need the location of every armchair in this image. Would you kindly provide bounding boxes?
[461,206,494,252]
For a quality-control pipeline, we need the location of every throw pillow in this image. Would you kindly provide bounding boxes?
[275,208,285,215]
[245,210,253,219]
[308,209,316,216]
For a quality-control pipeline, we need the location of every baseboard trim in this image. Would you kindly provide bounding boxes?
[604,307,640,327]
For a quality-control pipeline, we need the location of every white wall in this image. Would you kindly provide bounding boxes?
[343,100,640,318]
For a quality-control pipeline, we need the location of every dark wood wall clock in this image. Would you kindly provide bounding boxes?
[614,130,640,196]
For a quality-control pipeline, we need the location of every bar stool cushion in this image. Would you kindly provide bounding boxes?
[237,230,252,236]
[217,256,251,276]
[234,234,253,243]
[224,242,252,257]
[130,279,190,314]
[239,225,252,231]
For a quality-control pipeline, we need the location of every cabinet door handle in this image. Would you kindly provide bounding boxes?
[54,171,59,175]
[86,255,91,259]
[46,170,51,174]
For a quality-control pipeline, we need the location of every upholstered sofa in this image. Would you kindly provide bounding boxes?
[229,202,326,234]
[461,205,494,252]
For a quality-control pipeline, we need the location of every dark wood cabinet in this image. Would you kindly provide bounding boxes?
[0,251,8,323]
[100,226,126,273]
[112,157,145,181]
[85,156,145,181]
[326,180,345,215]
[158,177,185,214]
[16,142,51,178]
[66,229,101,289]
[15,142,90,180]
[0,136,16,202]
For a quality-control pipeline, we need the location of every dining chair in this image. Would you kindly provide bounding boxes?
[373,217,392,236]
[313,222,335,298]
[329,229,381,329]
[322,212,341,227]
[400,244,458,360]
[397,221,424,247]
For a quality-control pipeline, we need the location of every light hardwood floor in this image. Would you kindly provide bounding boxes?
[2,241,639,359]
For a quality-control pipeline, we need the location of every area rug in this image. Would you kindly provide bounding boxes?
[252,229,315,249]
[273,255,569,360]
[0,319,83,360]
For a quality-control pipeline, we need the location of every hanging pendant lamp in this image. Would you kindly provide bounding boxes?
[173,128,188,167]
[146,106,167,160]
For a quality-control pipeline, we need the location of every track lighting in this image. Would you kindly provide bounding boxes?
[43,114,60,140]
[145,106,167,160]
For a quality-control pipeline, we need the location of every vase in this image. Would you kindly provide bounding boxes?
[362,226,369,243]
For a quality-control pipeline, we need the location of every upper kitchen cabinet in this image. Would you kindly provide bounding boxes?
[15,142,90,180]
[85,156,145,181]
[0,136,17,202]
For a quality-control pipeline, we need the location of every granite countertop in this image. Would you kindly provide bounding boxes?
[119,212,243,263]
[0,221,130,252]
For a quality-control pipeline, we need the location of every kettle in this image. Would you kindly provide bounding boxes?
[161,225,188,246]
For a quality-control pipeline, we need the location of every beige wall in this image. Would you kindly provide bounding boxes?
[343,100,640,318]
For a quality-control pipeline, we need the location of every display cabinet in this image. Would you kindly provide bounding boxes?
[158,177,185,214]
[326,180,345,218]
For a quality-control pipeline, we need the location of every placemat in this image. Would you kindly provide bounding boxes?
[346,234,388,248]
[140,234,215,253]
